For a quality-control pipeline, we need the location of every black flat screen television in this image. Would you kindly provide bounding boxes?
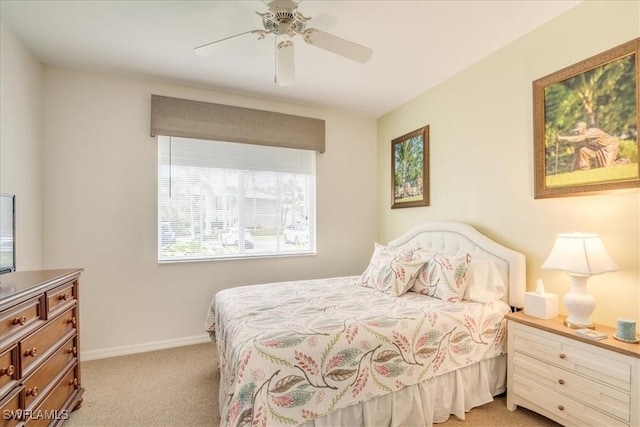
[0,193,16,274]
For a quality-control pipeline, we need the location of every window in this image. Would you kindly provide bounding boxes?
[157,136,316,261]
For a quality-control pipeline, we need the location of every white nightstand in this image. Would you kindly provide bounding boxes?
[506,312,640,427]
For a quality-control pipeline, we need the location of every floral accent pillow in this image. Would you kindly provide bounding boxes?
[411,253,470,302]
[360,243,426,296]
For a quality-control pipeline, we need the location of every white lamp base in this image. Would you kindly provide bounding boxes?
[563,273,595,329]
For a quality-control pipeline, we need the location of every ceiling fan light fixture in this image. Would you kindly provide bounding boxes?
[194,0,373,85]
[276,40,295,86]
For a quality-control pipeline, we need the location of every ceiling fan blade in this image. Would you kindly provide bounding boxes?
[276,40,295,86]
[303,29,372,64]
[194,30,266,56]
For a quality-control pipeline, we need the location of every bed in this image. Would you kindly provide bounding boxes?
[205,222,526,427]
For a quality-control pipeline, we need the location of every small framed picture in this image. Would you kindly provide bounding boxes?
[391,126,429,209]
[533,38,639,199]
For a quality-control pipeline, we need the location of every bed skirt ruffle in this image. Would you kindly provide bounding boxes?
[299,355,506,427]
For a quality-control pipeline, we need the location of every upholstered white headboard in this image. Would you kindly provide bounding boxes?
[388,222,526,308]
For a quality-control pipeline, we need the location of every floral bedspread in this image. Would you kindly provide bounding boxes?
[205,276,510,427]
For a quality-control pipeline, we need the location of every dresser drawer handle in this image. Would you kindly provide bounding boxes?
[67,316,77,326]
[559,353,566,359]
[558,405,565,411]
[0,365,14,376]
[558,379,565,385]
[25,347,38,358]
[67,346,78,356]
[58,293,70,301]
[69,378,79,388]
[26,387,39,397]
[12,316,27,326]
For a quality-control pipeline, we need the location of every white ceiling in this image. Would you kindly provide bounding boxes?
[1,0,581,118]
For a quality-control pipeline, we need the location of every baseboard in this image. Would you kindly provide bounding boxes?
[80,333,212,361]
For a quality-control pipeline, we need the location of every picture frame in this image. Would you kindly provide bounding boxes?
[533,38,639,199]
[391,125,429,208]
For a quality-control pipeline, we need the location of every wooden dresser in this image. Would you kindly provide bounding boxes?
[0,269,84,427]
[506,311,640,427]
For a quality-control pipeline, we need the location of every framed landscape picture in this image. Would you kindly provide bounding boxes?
[533,38,640,199]
[391,125,429,208]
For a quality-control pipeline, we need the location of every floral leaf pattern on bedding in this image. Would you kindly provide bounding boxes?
[412,253,470,302]
[205,276,510,427]
[360,243,425,296]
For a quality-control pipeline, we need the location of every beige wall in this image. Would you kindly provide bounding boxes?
[377,1,640,327]
[38,68,377,355]
[0,24,44,270]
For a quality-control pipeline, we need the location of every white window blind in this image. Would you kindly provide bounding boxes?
[158,136,316,261]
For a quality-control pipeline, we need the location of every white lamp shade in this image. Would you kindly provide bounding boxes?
[541,232,618,275]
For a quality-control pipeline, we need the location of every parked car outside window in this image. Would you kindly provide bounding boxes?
[283,224,309,245]
[221,227,255,249]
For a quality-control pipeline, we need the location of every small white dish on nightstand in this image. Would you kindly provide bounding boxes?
[613,334,640,344]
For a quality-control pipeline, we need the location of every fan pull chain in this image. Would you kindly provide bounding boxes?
[274,37,278,84]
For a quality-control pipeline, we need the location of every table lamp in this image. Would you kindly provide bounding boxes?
[541,232,618,329]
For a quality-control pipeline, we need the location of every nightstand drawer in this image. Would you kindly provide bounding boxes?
[513,372,627,426]
[512,324,631,391]
[513,351,630,421]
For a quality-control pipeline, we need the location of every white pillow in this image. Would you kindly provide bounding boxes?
[464,259,506,303]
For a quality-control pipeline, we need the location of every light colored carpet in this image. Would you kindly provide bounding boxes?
[65,342,560,427]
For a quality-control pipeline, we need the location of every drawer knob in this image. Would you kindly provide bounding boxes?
[69,378,79,388]
[59,293,70,301]
[558,404,565,411]
[68,346,78,356]
[25,347,38,358]
[26,386,39,397]
[0,365,14,376]
[558,379,565,385]
[12,316,27,326]
[67,316,77,326]
[559,353,566,359]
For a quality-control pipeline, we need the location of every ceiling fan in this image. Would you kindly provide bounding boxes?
[194,0,373,86]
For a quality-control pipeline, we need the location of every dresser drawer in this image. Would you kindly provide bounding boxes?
[512,324,631,391]
[0,385,22,427]
[23,365,76,427]
[46,282,77,317]
[513,371,627,426]
[513,351,630,421]
[0,346,18,398]
[20,307,77,377]
[1,269,84,427]
[0,298,44,344]
[23,336,77,411]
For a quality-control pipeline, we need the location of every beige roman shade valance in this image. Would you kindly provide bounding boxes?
[150,95,325,153]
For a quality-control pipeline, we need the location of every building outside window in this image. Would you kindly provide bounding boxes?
[157,136,316,262]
